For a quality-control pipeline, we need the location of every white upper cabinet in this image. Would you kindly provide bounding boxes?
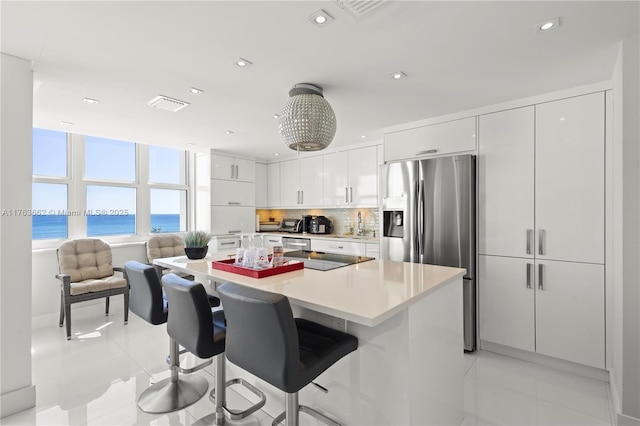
[267,163,280,208]
[300,156,323,206]
[535,93,605,264]
[478,106,535,258]
[211,179,255,206]
[255,163,268,208]
[384,117,476,162]
[322,146,378,207]
[279,156,323,207]
[211,153,255,182]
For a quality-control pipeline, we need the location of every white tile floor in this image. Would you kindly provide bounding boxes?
[1,314,613,426]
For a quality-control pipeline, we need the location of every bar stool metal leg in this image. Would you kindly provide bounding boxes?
[137,338,209,413]
[209,355,267,424]
[272,392,341,426]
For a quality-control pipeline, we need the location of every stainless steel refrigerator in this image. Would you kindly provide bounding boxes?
[381,154,476,351]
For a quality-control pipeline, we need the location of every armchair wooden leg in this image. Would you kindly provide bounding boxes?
[124,291,129,324]
[105,296,110,316]
[59,293,65,327]
[64,302,71,340]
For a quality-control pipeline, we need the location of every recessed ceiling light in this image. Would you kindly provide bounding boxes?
[83,97,99,104]
[274,153,280,156]
[225,130,234,135]
[189,87,203,95]
[60,121,74,126]
[361,135,367,139]
[273,114,280,119]
[309,10,334,27]
[187,142,196,146]
[534,17,560,33]
[390,71,407,80]
[234,58,253,68]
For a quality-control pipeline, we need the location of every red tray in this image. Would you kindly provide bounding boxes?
[211,258,304,278]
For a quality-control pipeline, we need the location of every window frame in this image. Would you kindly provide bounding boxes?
[32,130,192,249]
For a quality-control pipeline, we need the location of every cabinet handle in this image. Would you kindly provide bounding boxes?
[416,149,437,156]
[228,202,240,205]
[526,229,533,254]
[538,229,546,255]
[538,263,544,290]
[329,245,344,249]
[345,187,349,203]
[349,187,353,203]
[228,230,241,234]
[235,165,239,179]
[230,164,235,179]
[220,241,236,246]
[526,263,532,289]
[300,190,304,204]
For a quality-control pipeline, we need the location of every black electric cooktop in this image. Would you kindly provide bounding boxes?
[283,250,374,271]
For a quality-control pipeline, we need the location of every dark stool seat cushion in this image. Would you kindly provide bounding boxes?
[217,282,358,394]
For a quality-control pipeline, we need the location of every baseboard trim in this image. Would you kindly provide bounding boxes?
[1,385,35,418]
[479,340,609,381]
[617,413,640,426]
[609,367,622,422]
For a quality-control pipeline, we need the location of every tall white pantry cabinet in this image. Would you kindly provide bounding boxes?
[478,92,606,369]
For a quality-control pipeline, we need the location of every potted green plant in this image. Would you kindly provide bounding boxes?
[183,230,213,259]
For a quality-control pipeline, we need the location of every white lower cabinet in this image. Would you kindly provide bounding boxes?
[479,255,605,369]
[365,243,380,258]
[479,255,535,352]
[535,260,604,369]
[311,239,366,256]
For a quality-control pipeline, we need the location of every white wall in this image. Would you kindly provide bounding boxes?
[0,54,35,417]
[31,244,148,329]
[620,33,640,424]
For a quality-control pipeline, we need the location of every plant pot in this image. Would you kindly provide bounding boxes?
[184,246,209,260]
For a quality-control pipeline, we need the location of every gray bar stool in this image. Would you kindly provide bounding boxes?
[125,260,205,413]
[162,274,266,425]
[217,282,358,426]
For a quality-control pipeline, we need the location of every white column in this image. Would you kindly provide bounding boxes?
[0,53,35,417]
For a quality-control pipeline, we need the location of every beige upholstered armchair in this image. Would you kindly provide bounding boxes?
[146,234,188,278]
[56,238,129,340]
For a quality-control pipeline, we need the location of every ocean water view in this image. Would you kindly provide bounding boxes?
[32,214,181,239]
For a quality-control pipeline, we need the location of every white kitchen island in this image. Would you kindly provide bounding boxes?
[155,256,465,425]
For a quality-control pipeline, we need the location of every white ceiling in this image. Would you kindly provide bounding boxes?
[1,1,638,161]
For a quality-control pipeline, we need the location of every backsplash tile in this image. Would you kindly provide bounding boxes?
[257,208,379,237]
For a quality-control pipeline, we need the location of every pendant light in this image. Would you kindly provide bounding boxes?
[278,83,336,152]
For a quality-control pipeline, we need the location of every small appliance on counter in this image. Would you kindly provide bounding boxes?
[279,218,302,233]
[301,215,313,233]
[259,220,281,232]
[309,216,333,234]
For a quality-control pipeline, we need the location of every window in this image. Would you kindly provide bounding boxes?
[32,128,69,240]
[32,128,191,244]
[32,183,68,240]
[150,189,187,233]
[85,136,135,181]
[86,186,136,236]
[33,128,67,177]
[149,145,185,185]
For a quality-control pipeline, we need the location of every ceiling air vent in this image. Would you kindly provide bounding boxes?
[334,0,389,19]
[147,95,190,112]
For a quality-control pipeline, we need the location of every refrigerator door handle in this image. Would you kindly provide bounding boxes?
[526,263,532,289]
[417,180,424,256]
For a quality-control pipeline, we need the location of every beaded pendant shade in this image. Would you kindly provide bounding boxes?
[278,83,336,152]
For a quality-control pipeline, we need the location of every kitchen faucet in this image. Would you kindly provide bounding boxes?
[357,211,363,236]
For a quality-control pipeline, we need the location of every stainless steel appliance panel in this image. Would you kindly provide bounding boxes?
[381,154,476,351]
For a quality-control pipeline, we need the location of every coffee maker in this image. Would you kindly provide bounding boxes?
[301,215,313,233]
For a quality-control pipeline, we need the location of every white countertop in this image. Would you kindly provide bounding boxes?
[259,232,380,243]
[154,255,465,327]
